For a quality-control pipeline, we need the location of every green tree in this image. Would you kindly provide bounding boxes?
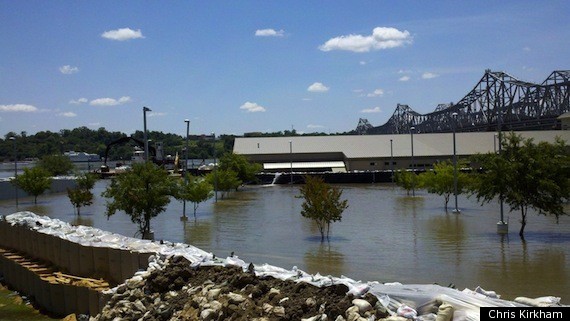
[419,161,471,211]
[394,170,419,196]
[37,154,74,176]
[102,162,175,239]
[471,133,570,238]
[299,176,348,241]
[206,168,241,199]
[175,174,214,218]
[67,172,97,215]
[219,152,262,185]
[13,167,52,204]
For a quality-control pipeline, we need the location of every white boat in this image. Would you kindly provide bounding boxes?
[64,151,101,162]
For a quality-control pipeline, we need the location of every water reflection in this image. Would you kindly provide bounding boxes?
[183,219,212,249]
[427,214,466,249]
[71,215,94,227]
[304,243,345,277]
[478,245,568,301]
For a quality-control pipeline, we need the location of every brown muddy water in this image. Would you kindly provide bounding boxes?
[0,179,569,304]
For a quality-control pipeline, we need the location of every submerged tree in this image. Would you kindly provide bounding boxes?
[394,170,419,196]
[102,162,175,239]
[206,168,241,199]
[299,176,348,241]
[219,152,262,186]
[471,133,570,238]
[13,167,52,204]
[175,174,214,219]
[419,161,471,211]
[67,172,97,215]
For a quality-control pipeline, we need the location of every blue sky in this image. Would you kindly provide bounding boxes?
[1,1,568,137]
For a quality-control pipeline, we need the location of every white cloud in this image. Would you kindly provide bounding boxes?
[59,65,79,74]
[399,75,411,82]
[359,61,367,65]
[361,106,382,113]
[307,124,325,129]
[90,96,132,106]
[302,98,312,101]
[101,28,144,41]
[308,82,329,93]
[422,72,439,79]
[523,46,531,52]
[255,29,285,37]
[0,104,38,112]
[319,27,412,53]
[240,101,266,113]
[148,112,166,117]
[367,89,384,97]
[69,98,88,104]
[59,112,77,117]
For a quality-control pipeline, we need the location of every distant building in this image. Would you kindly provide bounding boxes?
[233,130,569,172]
[558,112,570,130]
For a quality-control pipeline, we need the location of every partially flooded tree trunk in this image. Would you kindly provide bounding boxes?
[519,207,527,239]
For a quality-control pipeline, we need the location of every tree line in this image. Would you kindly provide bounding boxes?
[0,127,236,162]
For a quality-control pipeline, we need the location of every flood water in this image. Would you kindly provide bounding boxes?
[1,176,569,304]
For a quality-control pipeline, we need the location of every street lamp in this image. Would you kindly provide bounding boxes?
[496,107,508,233]
[289,140,293,184]
[143,107,151,162]
[9,136,18,207]
[390,139,394,183]
[452,112,460,213]
[212,132,217,202]
[181,119,190,221]
[410,126,415,197]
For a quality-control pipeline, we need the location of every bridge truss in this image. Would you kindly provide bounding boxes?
[358,70,570,134]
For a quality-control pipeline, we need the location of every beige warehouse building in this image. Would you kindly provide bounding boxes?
[233,130,570,173]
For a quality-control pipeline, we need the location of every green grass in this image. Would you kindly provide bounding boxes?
[0,287,61,321]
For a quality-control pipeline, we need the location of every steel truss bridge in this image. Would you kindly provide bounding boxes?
[356,70,570,134]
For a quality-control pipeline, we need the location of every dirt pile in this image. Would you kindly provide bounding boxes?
[92,255,391,321]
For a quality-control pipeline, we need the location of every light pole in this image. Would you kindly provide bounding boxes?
[181,119,190,221]
[212,132,217,202]
[496,104,508,234]
[143,107,151,162]
[390,139,394,183]
[289,140,293,184]
[452,112,460,213]
[10,136,18,207]
[410,126,415,197]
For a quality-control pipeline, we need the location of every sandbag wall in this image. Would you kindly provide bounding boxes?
[0,218,154,316]
[0,248,110,316]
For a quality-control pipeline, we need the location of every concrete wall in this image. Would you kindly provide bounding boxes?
[0,177,77,201]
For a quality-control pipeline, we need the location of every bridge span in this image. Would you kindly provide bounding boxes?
[357,70,570,134]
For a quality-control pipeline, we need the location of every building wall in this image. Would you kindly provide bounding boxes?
[235,131,569,172]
